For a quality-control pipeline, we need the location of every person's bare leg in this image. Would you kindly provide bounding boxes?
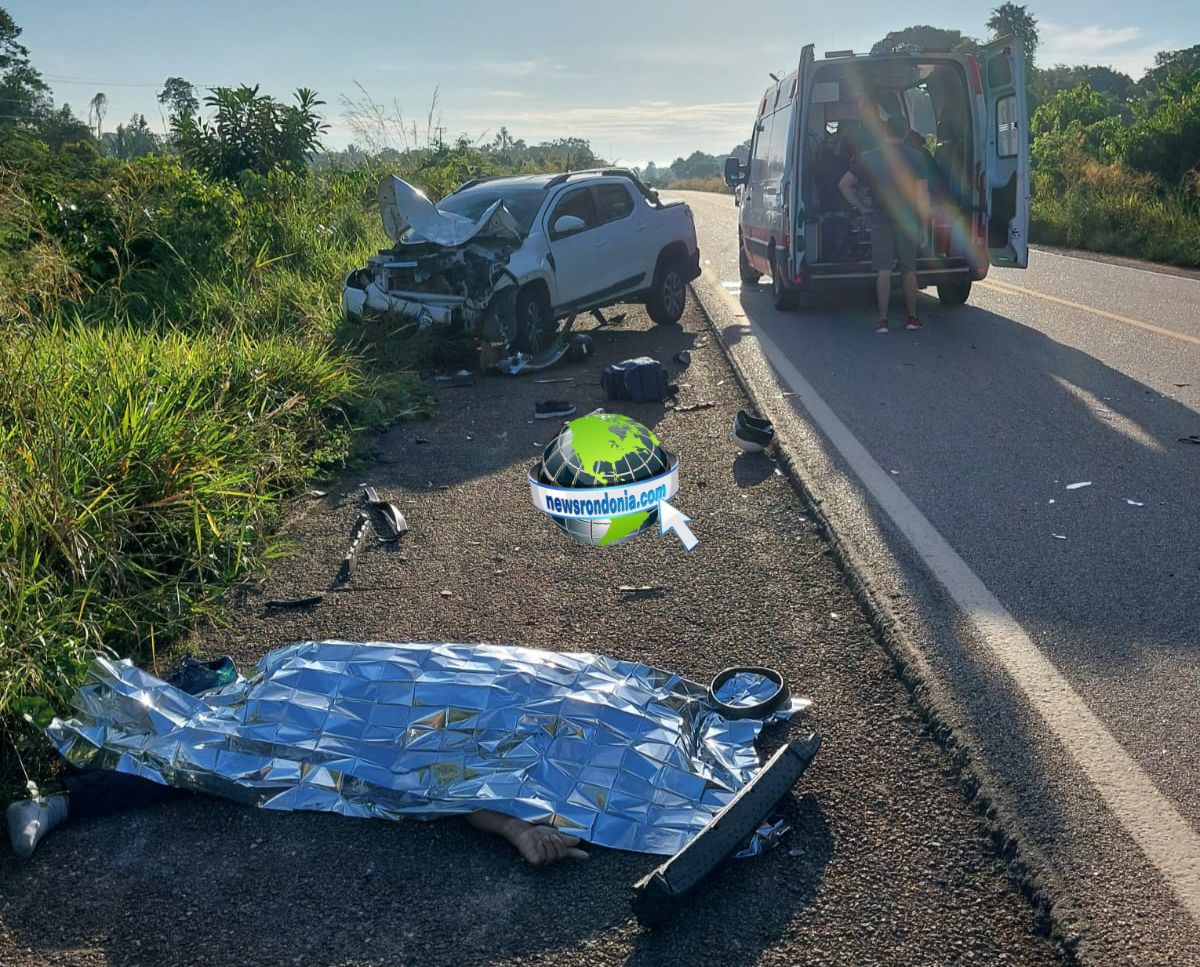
[467,809,588,865]
[903,271,919,320]
[875,270,890,331]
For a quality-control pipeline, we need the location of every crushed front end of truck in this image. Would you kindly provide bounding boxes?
[342,176,522,339]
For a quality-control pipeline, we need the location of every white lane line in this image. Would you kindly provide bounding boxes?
[701,272,1200,924]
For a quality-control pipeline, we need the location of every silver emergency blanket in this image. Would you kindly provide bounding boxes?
[48,641,806,855]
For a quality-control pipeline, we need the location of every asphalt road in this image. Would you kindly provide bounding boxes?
[674,188,1200,966]
[0,303,1062,966]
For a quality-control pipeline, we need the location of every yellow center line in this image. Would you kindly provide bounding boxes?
[976,277,1200,348]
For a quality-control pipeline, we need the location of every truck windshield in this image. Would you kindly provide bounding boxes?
[437,187,546,235]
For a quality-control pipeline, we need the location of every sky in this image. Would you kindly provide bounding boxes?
[8,1,1197,166]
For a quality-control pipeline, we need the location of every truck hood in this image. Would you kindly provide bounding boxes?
[378,175,522,247]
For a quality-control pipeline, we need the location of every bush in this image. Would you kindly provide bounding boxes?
[1031,134,1200,265]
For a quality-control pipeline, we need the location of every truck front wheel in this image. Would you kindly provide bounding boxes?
[514,285,555,354]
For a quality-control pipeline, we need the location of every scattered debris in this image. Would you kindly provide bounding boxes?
[590,308,626,327]
[732,409,775,452]
[1048,499,1056,504]
[1125,499,1145,507]
[495,333,574,376]
[434,370,475,388]
[674,349,692,366]
[1179,435,1200,446]
[1052,533,1067,540]
[336,513,372,583]
[535,400,576,420]
[830,612,841,620]
[305,489,327,498]
[567,332,595,362]
[439,589,453,598]
[1065,481,1093,490]
[618,585,667,594]
[266,595,324,610]
[363,487,409,542]
[889,469,900,475]
[415,436,430,444]
[533,377,574,384]
[675,400,716,413]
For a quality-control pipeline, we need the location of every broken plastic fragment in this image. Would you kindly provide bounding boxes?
[1065,481,1092,490]
[266,595,324,609]
[1125,499,1145,507]
[1052,533,1067,540]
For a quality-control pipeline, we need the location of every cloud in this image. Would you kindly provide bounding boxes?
[480,58,567,77]
[449,99,755,148]
[1039,22,1162,77]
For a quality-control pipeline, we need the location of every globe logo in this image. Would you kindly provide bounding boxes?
[535,413,672,547]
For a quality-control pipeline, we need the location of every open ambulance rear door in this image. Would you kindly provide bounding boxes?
[783,43,815,282]
[981,36,1030,268]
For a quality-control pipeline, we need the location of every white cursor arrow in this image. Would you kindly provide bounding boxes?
[658,499,699,552]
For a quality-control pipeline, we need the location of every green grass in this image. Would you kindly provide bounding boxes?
[1031,154,1200,267]
[0,320,365,790]
[0,150,493,796]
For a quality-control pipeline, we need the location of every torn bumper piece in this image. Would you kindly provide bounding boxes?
[342,176,520,333]
[632,734,822,926]
[47,640,809,857]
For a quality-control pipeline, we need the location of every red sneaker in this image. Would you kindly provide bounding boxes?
[905,316,923,331]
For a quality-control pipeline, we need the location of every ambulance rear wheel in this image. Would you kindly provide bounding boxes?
[937,280,972,306]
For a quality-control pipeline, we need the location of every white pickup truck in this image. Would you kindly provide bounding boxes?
[343,169,701,353]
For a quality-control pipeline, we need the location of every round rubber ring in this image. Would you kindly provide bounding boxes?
[708,666,790,720]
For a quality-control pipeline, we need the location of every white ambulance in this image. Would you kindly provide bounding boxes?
[725,40,1030,309]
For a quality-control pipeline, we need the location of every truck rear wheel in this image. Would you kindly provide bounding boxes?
[647,253,688,325]
[936,280,972,306]
[739,238,761,284]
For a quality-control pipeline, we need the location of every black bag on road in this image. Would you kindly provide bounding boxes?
[602,357,675,403]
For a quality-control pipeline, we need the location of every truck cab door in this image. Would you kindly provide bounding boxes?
[784,44,815,280]
[981,36,1030,268]
[545,186,603,309]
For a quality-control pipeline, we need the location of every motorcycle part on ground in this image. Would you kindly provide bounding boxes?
[709,666,791,720]
[631,733,823,928]
[731,409,775,453]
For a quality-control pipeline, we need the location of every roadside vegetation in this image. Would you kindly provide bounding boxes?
[641,6,1200,268]
[0,8,608,794]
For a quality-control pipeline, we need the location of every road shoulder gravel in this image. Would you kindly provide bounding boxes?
[0,302,1063,967]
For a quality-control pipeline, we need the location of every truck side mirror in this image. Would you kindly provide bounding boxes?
[723,156,744,188]
[552,214,587,237]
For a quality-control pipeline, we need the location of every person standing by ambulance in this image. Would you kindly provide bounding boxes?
[838,112,931,333]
